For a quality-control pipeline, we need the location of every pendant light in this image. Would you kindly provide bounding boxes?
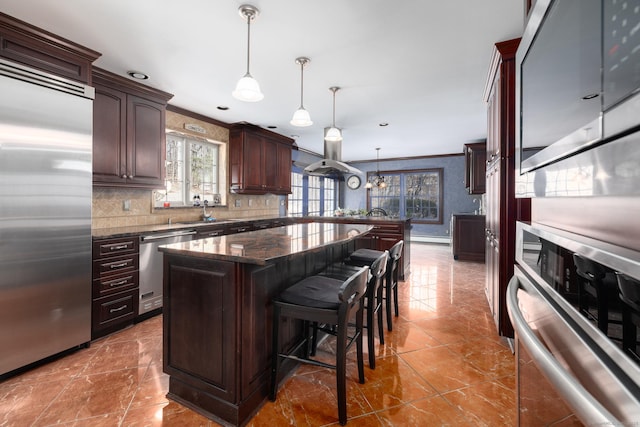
[290,57,313,127]
[325,86,343,142]
[365,148,387,188]
[232,4,264,102]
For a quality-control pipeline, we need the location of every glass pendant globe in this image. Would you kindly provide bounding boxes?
[324,126,343,142]
[290,107,313,127]
[232,74,264,102]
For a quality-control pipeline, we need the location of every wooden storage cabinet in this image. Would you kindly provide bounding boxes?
[229,124,293,195]
[92,68,173,188]
[483,38,531,337]
[92,236,140,339]
[464,142,487,194]
[451,214,486,262]
[0,12,100,84]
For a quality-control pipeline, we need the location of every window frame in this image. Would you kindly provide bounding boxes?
[367,168,443,224]
[288,169,338,217]
[155,132,223,208]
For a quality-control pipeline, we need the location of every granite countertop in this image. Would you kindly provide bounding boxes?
[91,218,266,239]
[92,216,409,239]
[158,222,372,265]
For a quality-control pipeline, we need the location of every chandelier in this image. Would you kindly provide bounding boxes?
[365,148,386,189]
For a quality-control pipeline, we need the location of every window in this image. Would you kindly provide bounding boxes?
[288,172,304,216]
[155,133,221,207]
[323,178,337,216]
[368,168,443,224]
[288,170,337,216]
[307,176,321,216]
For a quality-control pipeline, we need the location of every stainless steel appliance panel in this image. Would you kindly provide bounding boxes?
[508,267,640,425]
[0,59,93,375]
[139,230,195,314]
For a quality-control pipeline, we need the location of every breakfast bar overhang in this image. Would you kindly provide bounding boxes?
[158,222,372,426]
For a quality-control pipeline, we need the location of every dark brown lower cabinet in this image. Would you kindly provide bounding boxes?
[451,214,486,262]
[91,237,139,339]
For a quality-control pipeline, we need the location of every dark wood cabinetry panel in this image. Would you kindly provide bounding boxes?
[91,236,140,339]
[464,142,487,194]
[483,38,531,337]
[92,68,173,189]
[229,124,294,195]
[164,258,237,402]
[452,215,486,262]
[0,12,100,84]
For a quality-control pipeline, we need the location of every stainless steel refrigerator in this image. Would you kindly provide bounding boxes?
[0,59,93,376]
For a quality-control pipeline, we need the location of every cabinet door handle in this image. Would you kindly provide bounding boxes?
[128,175,134,179]
[109,305,127,313]
[121,174,127,179]
[109,244,128,251]
[108,279,128,287]
[109,262,129,269]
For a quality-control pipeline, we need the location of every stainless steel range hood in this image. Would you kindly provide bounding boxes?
[304,138,363,176]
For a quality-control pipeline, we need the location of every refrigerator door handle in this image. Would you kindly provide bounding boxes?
[507,274,617,425]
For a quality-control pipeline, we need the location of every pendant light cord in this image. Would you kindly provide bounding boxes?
[299,61,304,107]
[245,15,251,76]
[332,89,336,126]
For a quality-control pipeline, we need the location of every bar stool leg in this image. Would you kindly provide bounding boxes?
[377,285,385,345]
[270,304,281,401]
[386,273,394,332]
[336,318,348,425]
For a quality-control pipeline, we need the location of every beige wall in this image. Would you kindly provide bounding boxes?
[91,110,281,229]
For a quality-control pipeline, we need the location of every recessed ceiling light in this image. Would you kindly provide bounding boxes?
[267,125,277,129]
[127,71,149,80]
[290,134,299,138]
[379,122,389,127]
[217,106,229,111]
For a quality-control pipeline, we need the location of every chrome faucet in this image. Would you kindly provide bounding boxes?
[202,200,211,220]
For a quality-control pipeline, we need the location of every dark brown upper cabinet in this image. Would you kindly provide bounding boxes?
[464,142,486,194]
[229,124,293,195]
[0,11,100,84]
[92,68,173,189]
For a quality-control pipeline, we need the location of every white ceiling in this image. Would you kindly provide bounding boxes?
[0,0,524,161]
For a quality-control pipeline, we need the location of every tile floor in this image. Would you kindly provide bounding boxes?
[0,243,516,426]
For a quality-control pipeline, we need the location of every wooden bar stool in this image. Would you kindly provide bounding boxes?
[319,250,388,368]
[270,266,369,426]
[346,240,404,332]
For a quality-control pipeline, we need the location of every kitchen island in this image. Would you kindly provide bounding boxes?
[158,222,372,426]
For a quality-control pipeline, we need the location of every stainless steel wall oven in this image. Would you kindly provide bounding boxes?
[508,222,640,425]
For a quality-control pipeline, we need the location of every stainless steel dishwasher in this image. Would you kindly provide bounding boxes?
[139,229,196,315]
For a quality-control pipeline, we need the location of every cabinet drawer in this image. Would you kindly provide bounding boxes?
[93,253,139,278]
[93,237,139,257]
[227,224,253,234]
[371,224,402,235]
[93,272,138,297]
[92,289,137,330]
[196,227,226,238]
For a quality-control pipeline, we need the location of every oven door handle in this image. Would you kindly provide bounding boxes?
[506,274,618,425]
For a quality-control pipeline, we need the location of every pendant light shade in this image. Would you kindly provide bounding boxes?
[233,5,264,102]
[290,57,312,127]
[325,86,343,142]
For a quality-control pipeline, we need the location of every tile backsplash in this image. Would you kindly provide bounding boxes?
[92,187,281,229]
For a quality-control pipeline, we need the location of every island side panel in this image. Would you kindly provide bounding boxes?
[162,256,238,414]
